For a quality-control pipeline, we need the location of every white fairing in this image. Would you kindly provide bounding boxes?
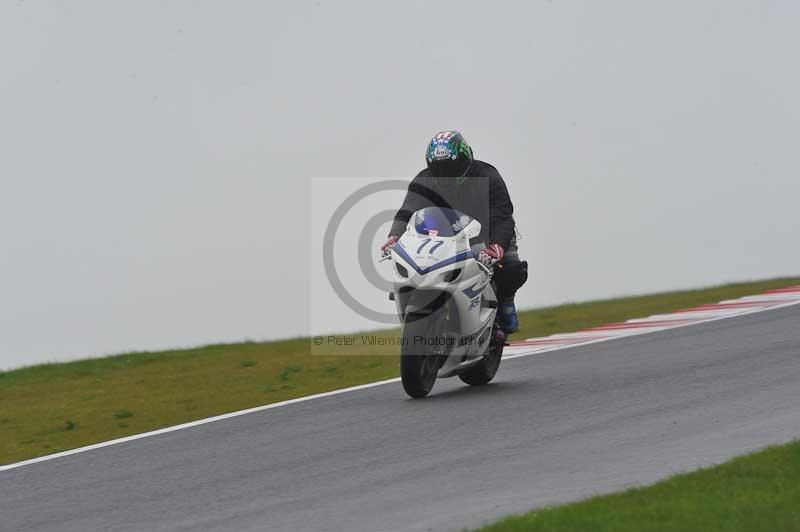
[390,213,498,377]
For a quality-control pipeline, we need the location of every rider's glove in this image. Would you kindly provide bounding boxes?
[478,243,504,267]
[381,235,400,257]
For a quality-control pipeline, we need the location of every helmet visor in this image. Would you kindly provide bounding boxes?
[428,157,470,178]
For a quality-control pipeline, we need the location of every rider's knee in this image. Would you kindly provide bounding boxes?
[496,259,528,298]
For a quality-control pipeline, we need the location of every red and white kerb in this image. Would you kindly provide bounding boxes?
[505,285,800,357]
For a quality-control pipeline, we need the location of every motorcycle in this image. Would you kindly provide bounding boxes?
[383,207,506,398]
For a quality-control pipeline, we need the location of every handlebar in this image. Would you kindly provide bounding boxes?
[379,250,501,273]
[476,259,501,277]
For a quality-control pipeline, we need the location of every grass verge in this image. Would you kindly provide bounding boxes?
[476,439,800,532]
[1,277,798,465]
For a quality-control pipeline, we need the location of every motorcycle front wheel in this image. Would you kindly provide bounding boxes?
[400,313,442,398]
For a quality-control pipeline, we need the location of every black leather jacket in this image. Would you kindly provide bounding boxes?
[389,160,516,250]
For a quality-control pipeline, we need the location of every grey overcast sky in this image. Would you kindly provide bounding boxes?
[1,1,798,369]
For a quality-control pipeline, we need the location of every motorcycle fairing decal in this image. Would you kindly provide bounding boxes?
[394,243,472,275]
[462,280,488,299]
[416,238,431,254]
[416,238,446,256]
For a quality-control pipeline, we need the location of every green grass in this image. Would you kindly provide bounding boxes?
[477,439,800,532]
[0,277,797,465]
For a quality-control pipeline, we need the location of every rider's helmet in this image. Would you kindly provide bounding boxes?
[425,130,473,183]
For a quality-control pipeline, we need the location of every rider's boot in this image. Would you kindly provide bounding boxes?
[499,298,519,334]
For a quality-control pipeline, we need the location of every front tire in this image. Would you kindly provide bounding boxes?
[400,314,441,398]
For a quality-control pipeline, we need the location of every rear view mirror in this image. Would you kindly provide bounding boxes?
[464,219,481,239]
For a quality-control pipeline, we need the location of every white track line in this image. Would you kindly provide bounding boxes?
[0,378,400,473]
[2,287,799,473]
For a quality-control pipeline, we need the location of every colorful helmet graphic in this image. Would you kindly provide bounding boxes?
[425,130,473,179]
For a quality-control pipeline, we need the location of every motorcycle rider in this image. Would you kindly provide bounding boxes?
[381,131,528,334]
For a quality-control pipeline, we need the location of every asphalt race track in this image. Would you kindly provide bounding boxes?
[2,304,799,532]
